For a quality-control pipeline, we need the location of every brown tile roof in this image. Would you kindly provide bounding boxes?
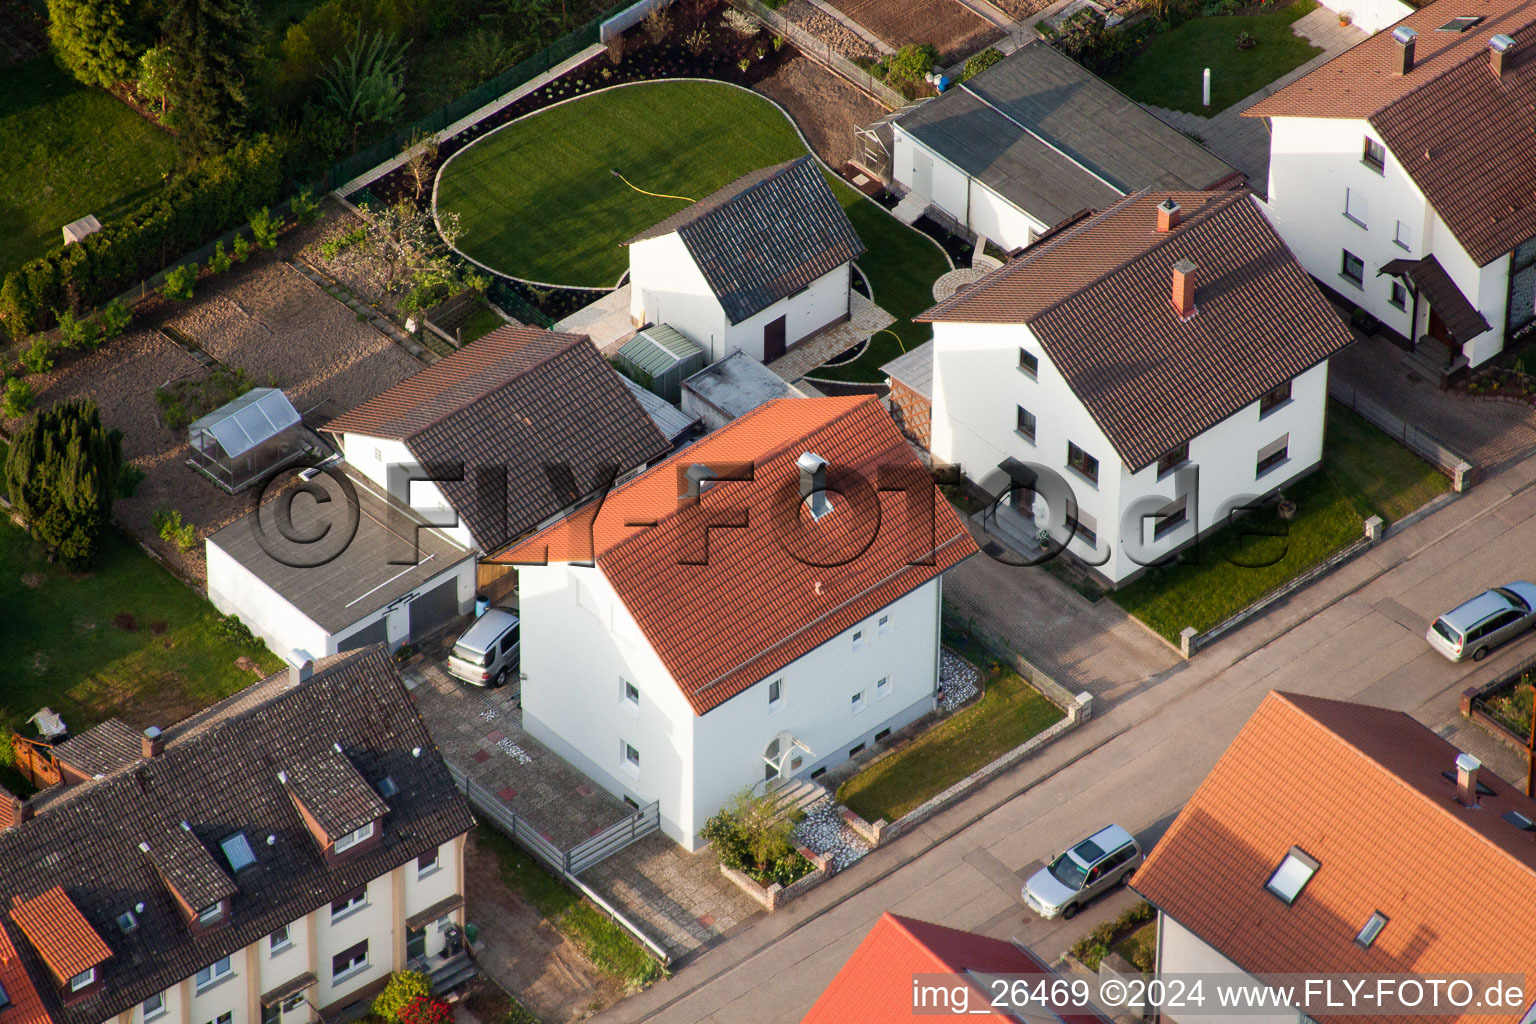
[0,921,52,1024]
[140,821,238,913]
[1133,691,1536,1023]
[280,749,389,841]
[491,397,978,715]
[50,721,140,781]
[804,912,1111,1024]
[1246,0,1536,266]
[918,191,1354,471]
[7,889,111,986]
[324,326,670,551]
[1380,255,1492,341]
[626,157,866,324]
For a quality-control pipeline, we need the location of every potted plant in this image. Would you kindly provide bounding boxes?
[1338,9,1353,24]
[1236,30,1256,48]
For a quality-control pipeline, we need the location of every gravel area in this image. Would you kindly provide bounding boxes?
[828,0,1005,62]
[793,797,873,871]
[782,0,882,60]
[990,0,1059,19]
[938,646,980,711]
[753,53,886,170]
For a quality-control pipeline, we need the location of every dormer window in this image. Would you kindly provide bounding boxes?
[1265,847,1319,905]
[197,901,225,924]
[69,969,95,992]
[334,821,375,853]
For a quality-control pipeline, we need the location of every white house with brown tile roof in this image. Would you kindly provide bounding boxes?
[487,396,978,849]
[1247,0,1536,370]
[917,191,1353,587]
[625,157,866,365]
[1133,691,1536,1024]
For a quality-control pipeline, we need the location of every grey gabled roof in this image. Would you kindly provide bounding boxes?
[0,646,473,1024]
[628,157,866,325]
[881,340,934,400]
[896,43,1238,229]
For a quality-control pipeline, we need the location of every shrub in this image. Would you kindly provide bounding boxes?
[291,188,321,225]
[397,997,453,1024]
[883,43,939,86]
[3,377,34,418]
[155,366,256,430]
[723,8,759,36]
[1350,307,1381,334]
[162,264,197,301]
[504,1001,541,1024]
[232,234,253,262]
[250,206,284,249]
[685,27,711,54]
[152,507,197,551]
[699,788,810,886]
[55,307,100,351]
[207,241,233,274]
[5,399,125,568]
[212,613,265,650]
[21,335,55,374]
[116,462,146,498]
[642,6,671,43]
[373,972,433,1022]
[958,46,1003,81]
[99,299,132,340]
[320,225,367,261]
[1069,901,1155,970]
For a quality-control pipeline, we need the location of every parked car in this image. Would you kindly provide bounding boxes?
[448,609,520,687]
[1425,583,1536,662]
[1022,824,1142,920]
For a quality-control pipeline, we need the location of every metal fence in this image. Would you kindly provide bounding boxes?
[727,0,909,110]
[570,801,661,874]
[1330,380,1474,482]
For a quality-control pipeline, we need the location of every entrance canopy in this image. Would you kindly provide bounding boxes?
[1378,256,1491,343]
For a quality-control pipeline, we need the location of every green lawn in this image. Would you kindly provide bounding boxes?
[0,521,283,754]
[473,824,665,987]
[1108,0,1321,115]
[435,79,948,382]
[836,650,1064,824]
[0,56,181,275]
[1112,403,1450,642]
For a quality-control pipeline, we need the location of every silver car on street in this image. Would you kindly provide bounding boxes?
[1426,582,1536,662]
[1021,824,1142,920]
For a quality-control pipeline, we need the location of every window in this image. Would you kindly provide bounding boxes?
[376,776,398,798]
[417,848,439,877]
[1067,509,1098,548]
[0,981,10,1011]
[142,993,164,1020]
[1016,405,1037,442]
[1436,14,1483,30]
[1066,442,1098,484]
[1259,381,1292,417]
[282,996,305,1014]
[1157,443,1189,478]
[207,1013,233,1024]
[331,940,369,983]
[849,743,866,758]
[851,629,864,650]
[768,678,783,710]
[621,679,639,707]
[195,957,232,991]
[1394,219,1412,251]
[851,691,866,713]
[1266,847,1319,904]
[1389,281,1408,310]
[333,821,375,853]
[197,901,224,924]
[1362,137,1386,173]
[269,925,291,953]
[878,613,891,635]
[1341,249,1365,287]
[117,910,138,933]
[875,676,892,700]
[67,969,95,993]
[406,925,427,960]
[1152,495,1188,540]
[1256,435,1290,478]
[220,832,256,872]
[330,889,367,922]
[262,1002,281,1024]
[1018,347,1038,378]
[1343,187,1368,227]
[623,742,640,774]
[1356,911,1389,948]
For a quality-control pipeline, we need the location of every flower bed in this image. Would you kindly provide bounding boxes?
[1069,901,1156,971]
[1461,366,1536,405]
[1465,662,1536,751]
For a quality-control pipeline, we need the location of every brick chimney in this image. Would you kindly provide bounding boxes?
[1491,34,1516,77]
[141,726,164,759]
[1157,199,1182,232]
[1456,752,1481,807]
[1171,260,1198,319]
[1393,26,1418,75]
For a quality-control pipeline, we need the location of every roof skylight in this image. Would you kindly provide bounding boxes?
[377,776,399,798]
[1265,847,1319,905]
[1355,911,1388,948]
[1436,15,1484,31]
[220,832,257,872]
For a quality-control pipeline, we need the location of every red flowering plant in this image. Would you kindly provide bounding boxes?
[397,996,454,1024]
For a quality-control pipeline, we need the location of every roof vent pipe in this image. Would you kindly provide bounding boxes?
[1491,33,1516,77]
[680,463,712,501]
[1456,753,1482,807]
[798,452,831,519]
[1393,26,1418,75]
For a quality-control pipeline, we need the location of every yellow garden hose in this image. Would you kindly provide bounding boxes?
[610,169,694,203]
[875,327,907,354]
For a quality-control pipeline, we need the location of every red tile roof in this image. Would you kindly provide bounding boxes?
[491,397,978,715]
[802,912,1110,1023]
[918,191,1353,471]
[7,889,110,987]
[0,924,52,1024]
[1247,0,1536,266]
[1133,691,1536,1023]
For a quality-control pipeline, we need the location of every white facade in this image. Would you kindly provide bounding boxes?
[1263,116,1509,366]
[205,539,476,660]
[929,320,1330,584]
[105,836,467,1024]
[1155,914,1306,1024]
[340,435,477,550]
[1315,0,1410,33]
[891,126,1044,252]
[627,232,852,364]
[518,564,942,849]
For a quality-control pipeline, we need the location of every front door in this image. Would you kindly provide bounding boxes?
[1427,307,1457,364]
[764,315,787,362]
[912,151,933,198]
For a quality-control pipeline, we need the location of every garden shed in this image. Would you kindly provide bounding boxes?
[615,324,705,404]
[188,387,309,493]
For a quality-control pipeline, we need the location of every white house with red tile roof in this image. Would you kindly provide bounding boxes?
[1247,0,1536,369]
[490,396,977,849]
[1133,691,1536,1024]
[917,191,1352,587]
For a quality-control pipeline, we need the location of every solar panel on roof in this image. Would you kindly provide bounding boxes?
[1436,15,1484,31]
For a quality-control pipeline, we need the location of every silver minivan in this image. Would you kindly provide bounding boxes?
[448,609,520,687]
[1022,824,1143,920]
[1426,582,1536,662]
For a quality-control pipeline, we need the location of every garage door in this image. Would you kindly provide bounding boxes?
[409,577,461,639]
[336,617,387,652]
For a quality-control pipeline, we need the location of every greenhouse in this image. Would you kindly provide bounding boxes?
[188,388,309,493]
